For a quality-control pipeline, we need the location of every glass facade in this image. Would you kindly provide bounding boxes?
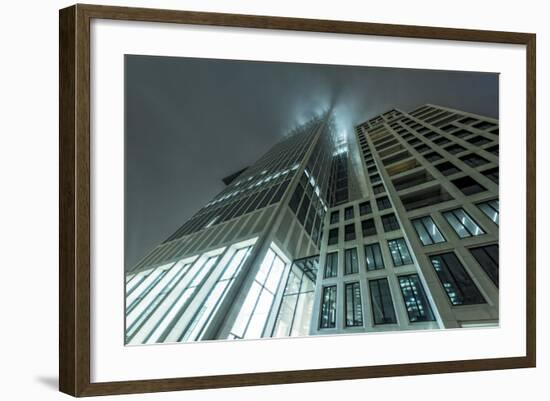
[273,256,318,337]
[229,247,287,339]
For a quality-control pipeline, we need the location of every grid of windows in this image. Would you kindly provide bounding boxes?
[387,238,413,266]
[398,274,435,322]
[470,244,499,287]
[443,209,485,238]
[345,282,364,327]
[412,216,446,245]
[369,278,397,324]
[429,252,485,306]
[364,243,385,271]
[319,285,337,329]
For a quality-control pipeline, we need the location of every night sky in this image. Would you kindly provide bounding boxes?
[125,55,498,270]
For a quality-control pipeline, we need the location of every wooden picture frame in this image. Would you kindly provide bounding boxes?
[59,3,536,397]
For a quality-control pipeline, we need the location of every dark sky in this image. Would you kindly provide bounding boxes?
[125,55,498,270]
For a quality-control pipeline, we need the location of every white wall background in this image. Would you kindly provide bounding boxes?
[0,0,546,400]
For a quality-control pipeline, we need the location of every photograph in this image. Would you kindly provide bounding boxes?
[124,55,500,345]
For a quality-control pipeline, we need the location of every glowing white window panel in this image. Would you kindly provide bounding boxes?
[126,260,190,327]
[128,257,209,344]
[145,256,219,344]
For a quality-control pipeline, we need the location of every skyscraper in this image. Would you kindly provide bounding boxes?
[125,104,499,345]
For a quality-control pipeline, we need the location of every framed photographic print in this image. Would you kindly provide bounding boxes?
[59,3,536,397]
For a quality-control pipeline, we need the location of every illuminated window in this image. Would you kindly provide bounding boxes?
[443,208,485,238]
[229,247,287,339]
[345,282,363,327]
[430,252,486,306]
[398,274,435,322]
[477,199,499,225]
[319,285,337,329]
[387,238,413,266]
[412,216,446,245]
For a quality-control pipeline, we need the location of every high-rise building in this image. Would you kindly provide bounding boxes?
[125,104,499,345]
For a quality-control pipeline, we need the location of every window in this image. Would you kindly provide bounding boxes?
[412,216,446,245]
[229,248,287,339]
[424,151,443,162]
[344,206,354,220]
[382,150,411,166]
[330,211,339,224]
[182,246,253,342]
[344,248,359,275]
[467,135,491,146]
[451,176,486,195]
[425,132,439,140]
[443,208,485,238]
[460,153,490,167]
[387,238,413,266]
[319,286,337,329]
[361,218,376,237]
[373,184,385,194]
[344,224,356,241]
[433,136,451,146]
[359,201,372,215]
[370,174,381,183]
[392,169,434,191]
[430,252,486,305]
[369,279,397,324]
[328,228,339,245]
[382,213,400,232]
[434,161,460,176]
[345,282,364,327]
[444,144,466,155]
[481,167,499,183]
[376,196,392,211]
[477,199,499,225]
[485,144,499,156]
[288,184,304,212]
[272,256,317,338]
[324,252,338,278]
[470,244,499,287]
[414,144,430,153]
[401,185,453,211]
[398,274,435,322]
[364,243,385,271]
[452,129,473,138]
